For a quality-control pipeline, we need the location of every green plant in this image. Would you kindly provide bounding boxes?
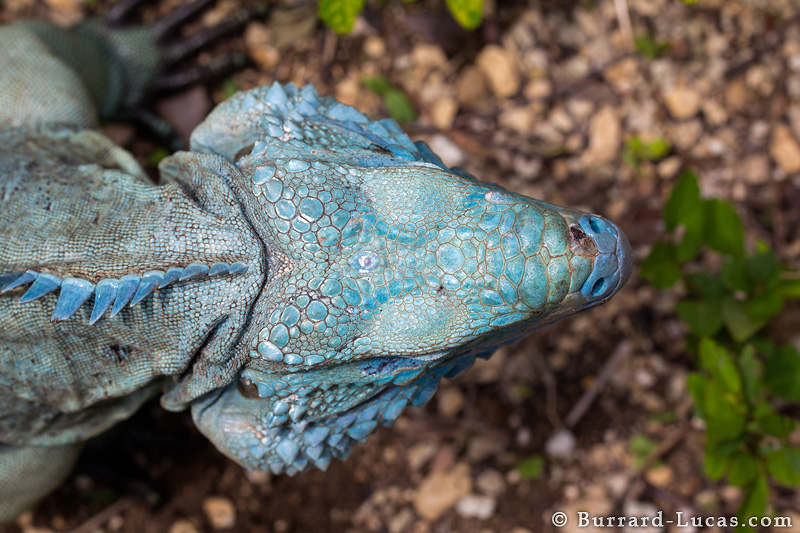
[319,0,483,33]
[516,454,545,480]
[635,34,669,60]
[622,135,671,174]
[642,171,800,528]
[361,75,417,123]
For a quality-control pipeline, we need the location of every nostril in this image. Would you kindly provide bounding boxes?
[590,277,608,297]
[588,216,604,234]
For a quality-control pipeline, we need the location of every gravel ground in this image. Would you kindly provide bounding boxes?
[2,0,800,532]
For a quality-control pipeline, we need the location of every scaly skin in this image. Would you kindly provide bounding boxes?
[0,18,631,521]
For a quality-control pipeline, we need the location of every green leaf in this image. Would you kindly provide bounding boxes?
[766,447,800,485]
[630,434,658,468]
[745,252,779,285]
[705,439,745,482]
[361,75,393,95]
[745,291,784,321]
[675,231,702,262]
[445,0,483,29]
[640,242,682,288]
[516,454,545,480]
[758,413,795,439]
[722,297,767,343]
[687,272,725,299]
[702,199,745,257]
[147,147,170,167]
[764,345,800,401]
[383,90,417,123]
[703,381,746,440]
[319,0,366,33]
[737,474,769,524]
[778,277,800,299]
[728,453,759,486]
[362,76,418,124]
[699,337,742,393]
[722,258,750,292]
[663,171,703,233]
[676,299,723,337]
[634,34,669,60]
[738,345,762,408]
[221,78,239,100]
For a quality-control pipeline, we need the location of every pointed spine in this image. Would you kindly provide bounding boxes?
[51,278,94,322]
[19,273,62,303]
[90,279,119,325]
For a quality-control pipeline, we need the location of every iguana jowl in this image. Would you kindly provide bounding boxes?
[0,13,632,521]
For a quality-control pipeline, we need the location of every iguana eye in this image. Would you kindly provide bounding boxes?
[237,376,262,399]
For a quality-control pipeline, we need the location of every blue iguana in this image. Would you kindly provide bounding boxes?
[0,8,631,522]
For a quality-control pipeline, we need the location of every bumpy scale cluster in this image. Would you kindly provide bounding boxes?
[189,83,631,475]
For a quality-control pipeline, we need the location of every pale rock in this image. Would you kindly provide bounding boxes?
[335,76,363,108]
[468,434,507,463]
[364,35,386,59]
[430,97,458,131]
[662,84,702,119]
[549,106,574,133]
[245,469,272,485]
[476,469,506,497]
[724,80,751,113]
[244,22,280,71]
[560,495,613,533]
[770,125,800,174]
[456,494,497,520]
[604,57,640,93]
[407,441,438,472]
[566,98,595,122]
[644,465,674,487]
[788,104,800,142]
[693,489,718,510]
[545,429,576,458]
[456,66,491,110]
[412,43,448,71]
[605,473,629,498]
[622,500,662,533]
[500,106,535,134]
[779,511,800,533]
[667,120,702,152]
[702,99,728,126]
[437,386,465,418]
[476,44,520,98]
[720,485,743,504]
[169,519,201,533]
[202,496,237,530]
[584,106,621,165]
[741,154,770,184]
[657,156,682,179]
[556,56,590,83]
[524,78,552,100]
[389,509,415,533]
[426,134,465,168]
[412,463,472,521]
[745,64,775,96]
[464,347,506,383]
[513,156,543,179]
[565,134,584,154]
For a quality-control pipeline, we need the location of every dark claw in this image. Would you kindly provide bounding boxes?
[154,54,247,92]
[106,0,150,26]
[160,4,269,64]
[134,109,185,152]
[150,0,218,43]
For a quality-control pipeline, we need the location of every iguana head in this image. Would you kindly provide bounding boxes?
[190,83,631,474]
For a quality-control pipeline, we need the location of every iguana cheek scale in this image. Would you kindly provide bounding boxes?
[0,20,631,521]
